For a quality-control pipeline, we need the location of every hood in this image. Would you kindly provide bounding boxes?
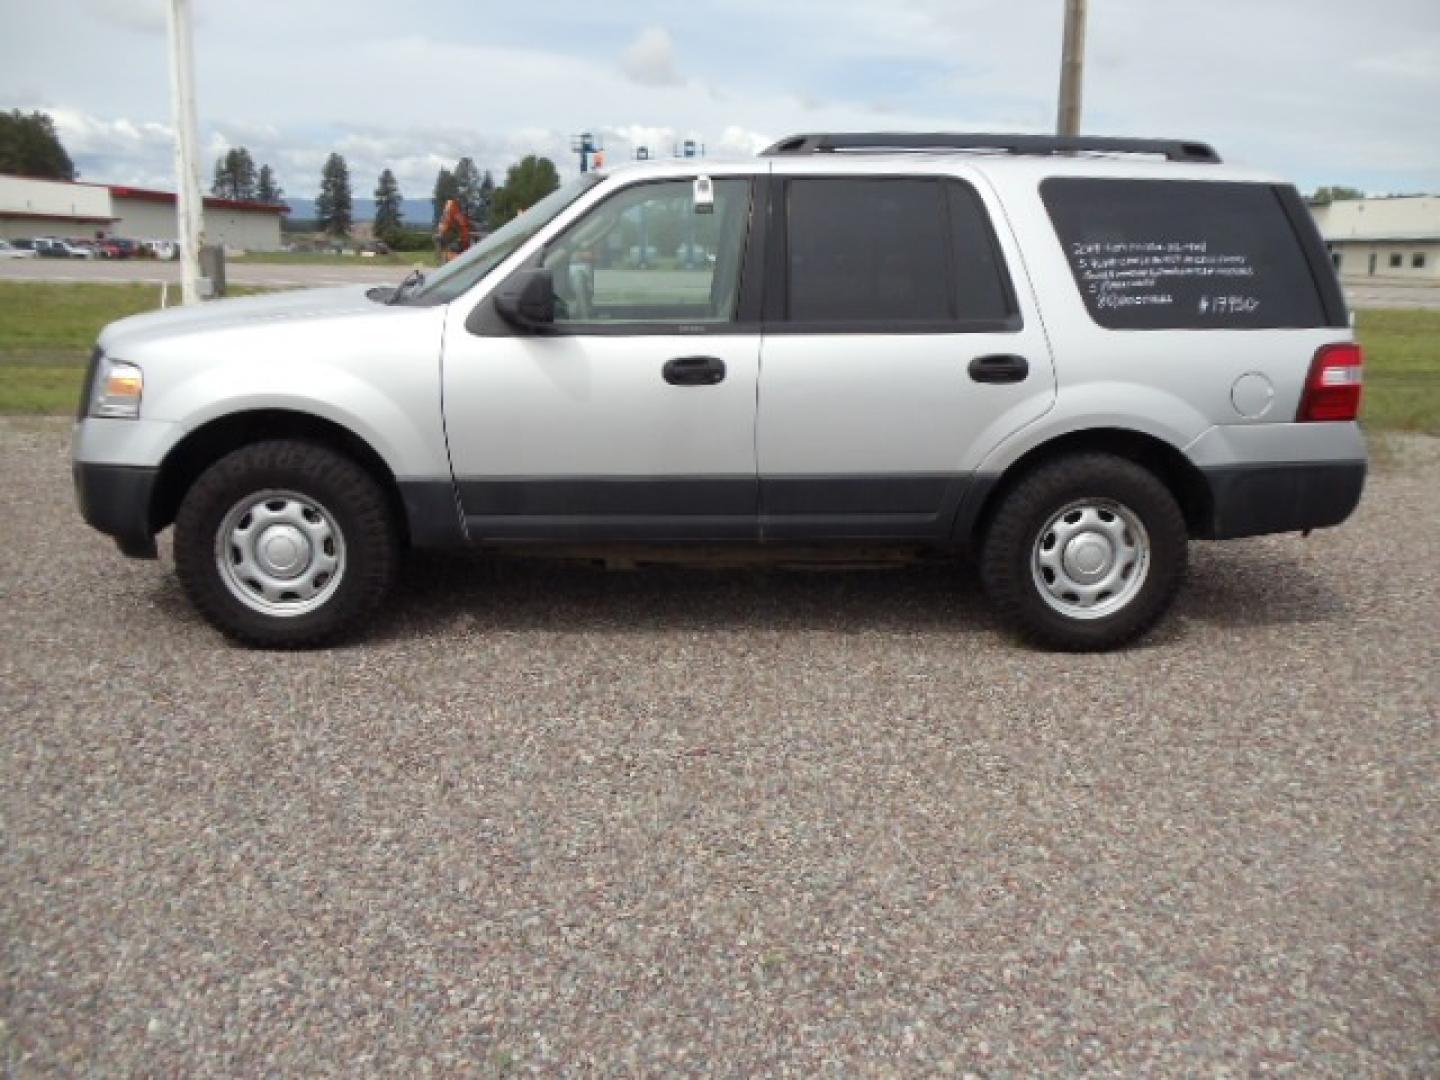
[98,285,393,353]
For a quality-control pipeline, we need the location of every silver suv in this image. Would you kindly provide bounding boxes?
[73,132,1366,650]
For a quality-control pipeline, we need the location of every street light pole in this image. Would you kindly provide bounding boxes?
[166,0,204,304]
[1056,0,1088,138]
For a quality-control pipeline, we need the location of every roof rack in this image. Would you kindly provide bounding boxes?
[760,132,1221,164]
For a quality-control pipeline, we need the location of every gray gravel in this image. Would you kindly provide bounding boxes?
[2,417,1436,1076]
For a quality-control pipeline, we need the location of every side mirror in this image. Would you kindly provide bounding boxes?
[494,268,556,330]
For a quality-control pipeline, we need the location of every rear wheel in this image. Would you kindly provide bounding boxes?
[979,453,1188,651]
[174,440,398,648]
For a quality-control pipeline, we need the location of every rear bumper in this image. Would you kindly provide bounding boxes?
[73,462,159,558]
[1199,459,1366,540]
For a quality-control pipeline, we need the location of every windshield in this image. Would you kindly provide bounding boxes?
[405,174,605,305]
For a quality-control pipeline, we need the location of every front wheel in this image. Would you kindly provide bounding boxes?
[174,440,398,648]
[979,453,1188,651]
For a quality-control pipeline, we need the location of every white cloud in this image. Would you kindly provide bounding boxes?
[1,0,1435,195]
[619,26,683,88]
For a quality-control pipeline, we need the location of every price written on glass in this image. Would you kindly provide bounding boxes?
[1070,240,1260,312]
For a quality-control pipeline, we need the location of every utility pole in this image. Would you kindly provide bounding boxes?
[1056,0,1088,138]
[166,0,204,304]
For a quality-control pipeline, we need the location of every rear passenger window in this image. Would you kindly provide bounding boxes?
[1042,178,1333,330]
[785,178,1015,329]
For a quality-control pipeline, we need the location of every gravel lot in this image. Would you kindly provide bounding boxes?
[2,417,1436,1075]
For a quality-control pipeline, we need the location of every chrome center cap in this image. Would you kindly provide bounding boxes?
[256,524,310,578]
[1063,532,1113,580]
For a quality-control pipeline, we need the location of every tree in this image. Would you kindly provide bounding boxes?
[373,168,404,246]
[256,164,283,205]
[490,155,560,227]
[0,109,75,180]
[431,166,460,225]
[210,147,258,200]
[1311,185,1365,206]
[315,153,353,237]
[453,157,487,226]
[478,169,496,224]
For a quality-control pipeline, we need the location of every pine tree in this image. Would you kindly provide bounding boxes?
[0,109,75,180]
[210,147,259,200]
[256,164,283,205]
[315,153,353,237]
[373,168,404,246]
[454,157,484,226]
[232,148,257,199]
[478,169,496,225]
[431,167,459,226]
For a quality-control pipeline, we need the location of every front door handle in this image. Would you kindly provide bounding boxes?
[663,355,726,386]
[968,353,1029,384]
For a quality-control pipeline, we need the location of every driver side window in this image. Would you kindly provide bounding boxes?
[541,177,751,326]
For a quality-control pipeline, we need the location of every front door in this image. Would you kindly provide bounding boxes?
[442,175,761,541]
[755,173,1056,540]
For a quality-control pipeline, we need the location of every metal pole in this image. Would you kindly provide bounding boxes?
[166,0,204,304]
[1056,0,1088,138]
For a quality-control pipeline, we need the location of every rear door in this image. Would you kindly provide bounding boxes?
[755,171,1055,540]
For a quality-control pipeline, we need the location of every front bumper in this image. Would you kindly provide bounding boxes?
[73,461,159,558]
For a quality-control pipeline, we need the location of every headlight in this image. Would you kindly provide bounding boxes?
[91,358,143,419]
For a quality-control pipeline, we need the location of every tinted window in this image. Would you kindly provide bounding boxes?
[1042,178,1330,330]
[785,178,1014,327]
[788,179,948,323]
[947,183,1013,322]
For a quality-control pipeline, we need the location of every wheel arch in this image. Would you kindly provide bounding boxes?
[957,427,1214,545]
[149,409,411,545]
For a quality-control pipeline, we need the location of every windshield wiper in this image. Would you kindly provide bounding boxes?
[389,268,426,305]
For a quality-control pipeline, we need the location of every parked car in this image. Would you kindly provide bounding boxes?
[0,239,38,259]
[141,239,178,261]
[98,238,141,259]
[73,131,1365,650]
[67,240,102,258]
[36,238,95,258]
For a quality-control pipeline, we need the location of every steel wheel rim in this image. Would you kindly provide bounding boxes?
[215,489,346,617]
[1031,499,1150,620]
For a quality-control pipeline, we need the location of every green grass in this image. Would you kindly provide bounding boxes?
[0,282,273,413]
[1354,309,1440,436]
[1,283,1438,434]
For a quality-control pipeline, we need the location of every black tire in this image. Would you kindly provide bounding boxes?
[174,440,398,648]
[979,453,1188,651]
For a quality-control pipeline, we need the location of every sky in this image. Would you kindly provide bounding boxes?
[1,0,1437,202]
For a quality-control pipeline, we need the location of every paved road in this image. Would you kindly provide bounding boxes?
[1,418,1437,1074]
[1341,281,1440,311]
[4,257,1440,309]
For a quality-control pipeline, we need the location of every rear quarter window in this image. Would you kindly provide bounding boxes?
[1042,178,1341,330]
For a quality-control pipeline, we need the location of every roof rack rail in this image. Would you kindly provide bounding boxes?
[760,132,1222,164]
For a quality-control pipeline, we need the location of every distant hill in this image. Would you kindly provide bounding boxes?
[284,197,436,224]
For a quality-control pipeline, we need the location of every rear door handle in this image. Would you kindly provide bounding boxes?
[663,355,726,386]
[968,353,1029,384]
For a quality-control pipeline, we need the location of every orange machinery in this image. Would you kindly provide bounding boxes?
[435,199,472,263]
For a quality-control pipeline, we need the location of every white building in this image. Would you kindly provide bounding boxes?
[1309,195,1440,282]
[0,173,287,251]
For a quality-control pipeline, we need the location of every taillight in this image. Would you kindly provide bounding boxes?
[1297,343,1363,422]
